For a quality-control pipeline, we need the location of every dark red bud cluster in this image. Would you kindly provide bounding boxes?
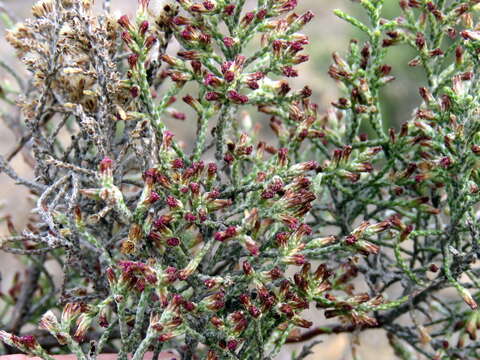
[214,226,237,242]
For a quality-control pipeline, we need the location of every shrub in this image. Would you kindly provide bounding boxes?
[1,0,480,359]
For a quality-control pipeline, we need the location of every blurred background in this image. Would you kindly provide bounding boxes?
[0,0,428,359]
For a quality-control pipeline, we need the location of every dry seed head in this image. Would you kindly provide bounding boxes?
[31,0,54,18]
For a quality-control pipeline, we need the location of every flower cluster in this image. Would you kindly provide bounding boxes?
[1,0,480,360]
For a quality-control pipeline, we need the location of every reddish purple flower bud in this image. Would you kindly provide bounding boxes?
[165,266,178,283]
[299,11,315,25]
[99,157,113,173]
[204,73,222,87]
[224,70,235,82]
[166,196,182,209]
[163,130,175,148]
[176,51,199,62]
[225,226,237,237]
[257,9,268,20]
[187,61,201,75]
[184,212,197,223]
[148,191,160,204]
[269,178,284,193]
[143,168,159,185]
[203,0,215,10]
[12,334,38,350]
[172,16,190,26]
[293,317,313,328]
[227,339,238,351]
[160,54,182,67]
[461,30,480,41]
[121,31,133,45]
[206,92,221,101]
[198,209,208,222]
[98,312,109,328]
[207,189,220,199]
[183,301,196,312]
[439,156,452,168]
[138,0,150,10]
[274,0,298,13]
[429,263,439,272]
[118,261,158,292]
[248,306,261,318]
[182,95,202,113]
[207,163,217,177]
[224,153,234,164]
[169,70,190,83]
[279,303,294,317]
[280,214,300,230]
[227,90,249,104]
[270,266,283,279]
[262,190,275,199]
[106,267,117,285]
[167,238,180,247]
[244,236,260,256]
[214,232,225,242]
[237,145,253,155]
[429,48,444,57]
[293,54,309,64]
[249,71,265,81]
[145,35,157,49]
[242,261,253,276]
[189,182,201,195]
[415,32,426,49]
[181,28,193,41]
[224,4,235,16]
[232,317,249,334]
[277,147,289,167]
[200,33,212,45]
[345,235,357,245]
[204,278,217,289]
[215,226,237,242]
[193,160,205,173]
[210,316,224,328]
[242,12,255,26]
[239,293,251,306]
[203,292,225,311]
[221,61,233,73]
[247,80,259,89]
[282,65,298,77]
[289,41,304,54]
[171,158,185,169]
[284,254,305,266]
[118,15,132,30]
[223,36,235,48]
[299,86,313,99]
[272,40,284,56]
[158,333,175,342]
[139,20,149,36]
[128,53,139,68]
[130,85,140,98]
